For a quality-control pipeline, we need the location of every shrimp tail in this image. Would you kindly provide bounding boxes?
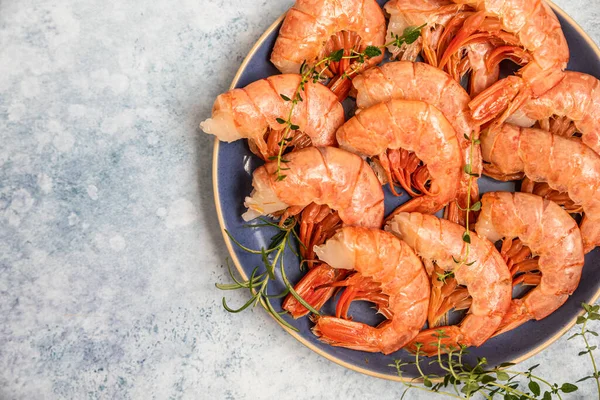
[282,264,347,319]
[312,316,383,353]
[387,196,445,222]
[313,317,410,355]
[468,76,526,125]
[493,300,532,337]
[406,326,464,356]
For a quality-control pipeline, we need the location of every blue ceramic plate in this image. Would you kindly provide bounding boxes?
[213,1,600,380]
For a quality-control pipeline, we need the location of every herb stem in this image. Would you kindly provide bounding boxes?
[582,316,600,397]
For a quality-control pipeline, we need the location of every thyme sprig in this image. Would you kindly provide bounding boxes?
[438,131,481,283]
[393,330,578,399]
[273,25,427,180]
[216,217,319,331]
[569,303,600,398]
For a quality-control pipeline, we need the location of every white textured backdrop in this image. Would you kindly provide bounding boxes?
[0,0,599,399]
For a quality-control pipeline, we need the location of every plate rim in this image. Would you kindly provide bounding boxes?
[211,1,600,382]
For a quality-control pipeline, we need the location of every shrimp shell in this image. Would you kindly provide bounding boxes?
[352,61,481,225]
[336,99,462,215]
[312,226,430,354]
[270,0,386,74]
[243,146,384,228]
[200,74,344,158]
[481,124,600,253]
[387,212,512,355]
[507,71,600,157]
[475,192,584,335]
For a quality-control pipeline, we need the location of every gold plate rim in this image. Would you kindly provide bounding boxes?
[211,1,600,382]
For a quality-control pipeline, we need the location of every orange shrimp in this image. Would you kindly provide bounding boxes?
[481,124,600,253]
[270,0,386,99]
[458,0,570,125]
[244,146,385,318]
[310,226,430,354]
[387,212,512,355]
[474,192,584,335]
[384,0,500,96]
[506,71,600,157]
[336,99,462,215]
[200,74,344,160]
[352,61,481,226]
[384,0,463,61]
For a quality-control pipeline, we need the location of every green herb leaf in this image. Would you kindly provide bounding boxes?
[402,24,426,45]
[577,315,587,324]
[560,383,578,393]
[329,49,344,62]
[276,117,286,124]
[528,381,541,396]
[496,371,510,381]
[543,391,552,400]
[364,45,382,58]
[423,377,433,388]
[290,124,300,131]
[462,232,471,244]
[280,94,291,101]
[470,201,482,211]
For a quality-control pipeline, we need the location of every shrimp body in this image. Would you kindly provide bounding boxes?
[481,124,600,253]
[475,192,584,335]
[200,74,344,159]
[463,0,570,124]
[336,99,461,215]
[507,71,600,157]
[271,0,386,90]
[387,212,512,355]
[352,61,481,225]
[243,146,384,228]
[312,227,430,354]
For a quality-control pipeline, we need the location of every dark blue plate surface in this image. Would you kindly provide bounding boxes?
[213,1,600,380]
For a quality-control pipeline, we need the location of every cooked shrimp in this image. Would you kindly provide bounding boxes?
[474,192,584,335]
[244,146,385,318]
[506,71,600,157]
[384,1,500,96]
[459,0,570,125]
[270,0,386,99]
[336,99,462,215]
[481,124,600,253]
[309,226,429,354]
[384,0,463,61]
[386,212,512,355]
[352,61,481,226]
[200,74,344,160]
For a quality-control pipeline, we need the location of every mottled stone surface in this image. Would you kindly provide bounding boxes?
[0,0,599,399]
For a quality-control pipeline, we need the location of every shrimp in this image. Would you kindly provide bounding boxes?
[384,0,463,61]
[474,192,584,335]
[243,146,385,318]
[386,212,512,355]
[352,61,481,226]
[506,71,600,157]
[270,0,386,99]
[310,226,430,354]
[481,124,600,253]
[336,99,462,215]
[200,74,344,160]
[457,0,570,125]
[384,1,500,96]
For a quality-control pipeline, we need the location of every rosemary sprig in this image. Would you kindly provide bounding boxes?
[438,131,481,283]
[273,25,427,180]
[216,217,319,332]
[393,329,579,399]
[569,302,600,398]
